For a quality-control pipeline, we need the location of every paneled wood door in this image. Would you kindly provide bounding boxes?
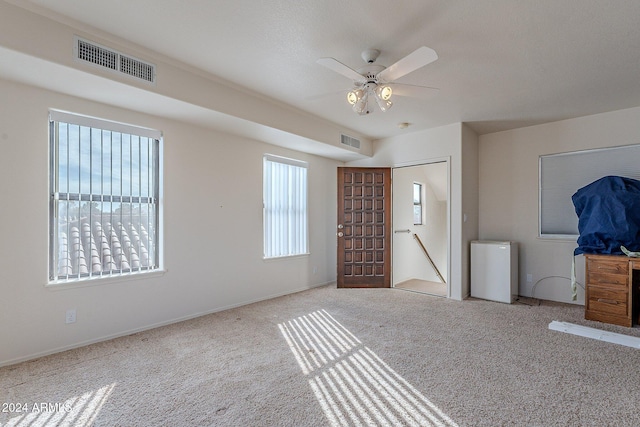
[337,167,391,288]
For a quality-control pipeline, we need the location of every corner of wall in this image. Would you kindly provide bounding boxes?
[460,123,480,300]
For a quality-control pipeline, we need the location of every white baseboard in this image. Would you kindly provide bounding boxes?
[0,281,334,368]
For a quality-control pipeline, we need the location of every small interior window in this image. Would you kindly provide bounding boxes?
[413,182,423,225]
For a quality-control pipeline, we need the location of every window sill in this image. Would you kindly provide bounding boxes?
[263,253,310,262]
[45,269,167,291]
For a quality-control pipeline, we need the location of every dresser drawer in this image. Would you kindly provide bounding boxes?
[586,258,629,289]
[587,272,628,288]
[587,286,628,317]
[587,258,629,275]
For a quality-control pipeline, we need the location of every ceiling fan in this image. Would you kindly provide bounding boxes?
[317,46,439,115]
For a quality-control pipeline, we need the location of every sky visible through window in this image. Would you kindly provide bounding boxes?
[57,123,151,195]
[57,122,153,215]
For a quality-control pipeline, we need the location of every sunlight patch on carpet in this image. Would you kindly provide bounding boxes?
[279,309,458,427]
[3,382,116,427]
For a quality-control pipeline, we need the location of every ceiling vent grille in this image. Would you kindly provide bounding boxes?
[340,134,361,149]
[74,37,156,84]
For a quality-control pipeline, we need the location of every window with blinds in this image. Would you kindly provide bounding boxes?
[263,154,309,258]
[49,110,162,283]
[539,143,640,238]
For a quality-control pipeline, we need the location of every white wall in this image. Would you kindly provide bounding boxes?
[348,122,479,300]
[0,79,341,366]
[478,106,640,304]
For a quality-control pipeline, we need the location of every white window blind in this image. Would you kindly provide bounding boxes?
[49,110,162,282]
[263,155,308,258]
[539,144,640,238]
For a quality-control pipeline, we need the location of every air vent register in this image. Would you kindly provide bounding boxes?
[74,37,156,84]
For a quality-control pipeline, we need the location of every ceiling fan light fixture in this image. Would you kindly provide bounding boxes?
[353,91,371,115]
[376,85,392,101]
[375,96,393,112]
[317,46,439,116]
[346,89,361,105]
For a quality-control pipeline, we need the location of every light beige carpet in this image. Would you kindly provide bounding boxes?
[2,284,640,426]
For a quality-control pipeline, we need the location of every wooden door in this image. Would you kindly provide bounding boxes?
[337,167,391,288]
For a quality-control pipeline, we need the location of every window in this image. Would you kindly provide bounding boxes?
[49,110,161,283]
[263,154,308,258]
[413,182,423,225]
[539,144,640,238]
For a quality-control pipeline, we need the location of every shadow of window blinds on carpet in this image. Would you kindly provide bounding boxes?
[278,309,458,427]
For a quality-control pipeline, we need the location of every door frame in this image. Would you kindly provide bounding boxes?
[391,157,451,298]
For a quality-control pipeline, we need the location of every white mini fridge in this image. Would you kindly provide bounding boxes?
[471,241,518,303]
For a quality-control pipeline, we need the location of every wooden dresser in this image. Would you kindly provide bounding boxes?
[584,254,640,327]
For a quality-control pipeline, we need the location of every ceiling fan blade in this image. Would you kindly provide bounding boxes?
[388,83,439,98]
[377,46,438,82]
[317,57,364,82]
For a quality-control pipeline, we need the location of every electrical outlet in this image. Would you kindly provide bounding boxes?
[313,266,318,275]
[66,308,77,324]
[526,273,533,283]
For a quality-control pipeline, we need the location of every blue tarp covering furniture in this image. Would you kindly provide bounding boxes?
[572,176,640,255]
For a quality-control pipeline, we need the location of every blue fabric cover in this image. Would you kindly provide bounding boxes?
[572,176,640,255]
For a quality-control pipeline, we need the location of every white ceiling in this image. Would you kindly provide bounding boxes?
[9,0,640,139]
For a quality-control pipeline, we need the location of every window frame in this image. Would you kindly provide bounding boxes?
[48,110,163,285]
[263,154,309,259]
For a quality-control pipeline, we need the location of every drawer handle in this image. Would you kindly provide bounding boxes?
[597,298,619,305]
